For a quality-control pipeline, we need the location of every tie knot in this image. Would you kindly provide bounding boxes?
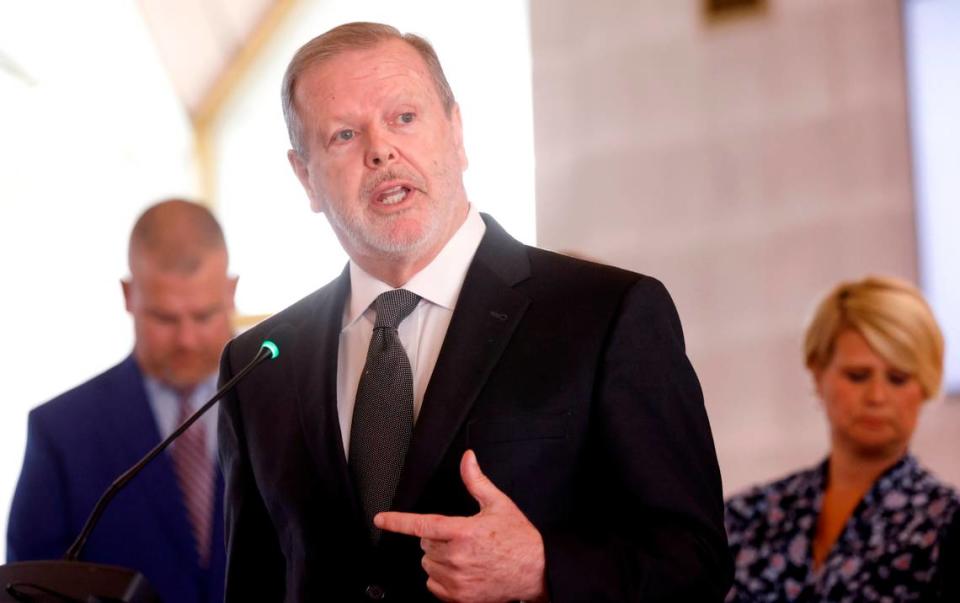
[372,289,420,329]
[177,390,195,415]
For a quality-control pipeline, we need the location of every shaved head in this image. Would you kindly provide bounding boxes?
[128,199,227,275]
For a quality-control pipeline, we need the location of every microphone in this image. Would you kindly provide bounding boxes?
[65,330,286,561]
[0,326,290,603]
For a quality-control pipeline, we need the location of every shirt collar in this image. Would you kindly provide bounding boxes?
[142,371,219,411]
[344,204,486,327]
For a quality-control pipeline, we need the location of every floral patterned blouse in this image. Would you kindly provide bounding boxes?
[724,454,959,602]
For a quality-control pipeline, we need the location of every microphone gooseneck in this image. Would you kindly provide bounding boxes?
[63,335,284,562]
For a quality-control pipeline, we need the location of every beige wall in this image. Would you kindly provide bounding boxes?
[530,0,960,495]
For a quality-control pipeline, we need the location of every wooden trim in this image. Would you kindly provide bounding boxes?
[702,0,768,23]
[233,312,273,331]
[192,0,298,205]
[194,122,216,207]
[192,0,298,131]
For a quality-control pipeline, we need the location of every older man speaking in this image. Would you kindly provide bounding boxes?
[219,22,732,603]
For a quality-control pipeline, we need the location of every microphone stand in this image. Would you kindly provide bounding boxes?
[0,339,280,603]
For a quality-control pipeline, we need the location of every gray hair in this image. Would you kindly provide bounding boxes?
[281,22,456,157]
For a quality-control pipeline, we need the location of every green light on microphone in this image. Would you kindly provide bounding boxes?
[261,340,280,359]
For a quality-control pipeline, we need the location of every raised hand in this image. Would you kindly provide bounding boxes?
[375,450,547,603]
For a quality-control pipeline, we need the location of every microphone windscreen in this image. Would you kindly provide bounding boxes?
[261,323,296,359]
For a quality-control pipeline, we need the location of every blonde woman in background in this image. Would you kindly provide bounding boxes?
[725,276,959,602]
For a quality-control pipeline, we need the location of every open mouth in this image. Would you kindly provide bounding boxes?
[377,185,411,206]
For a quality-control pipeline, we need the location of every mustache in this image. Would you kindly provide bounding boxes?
[361,168,426,199]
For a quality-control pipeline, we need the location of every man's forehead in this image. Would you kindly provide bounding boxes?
[133,269,231,312]
[297,40,434,104]
[131,249,228,281]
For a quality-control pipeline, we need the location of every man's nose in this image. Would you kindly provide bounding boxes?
[364,127,397,169]
[175,320,201,349]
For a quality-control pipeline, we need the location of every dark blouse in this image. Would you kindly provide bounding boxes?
[724,454,959,602]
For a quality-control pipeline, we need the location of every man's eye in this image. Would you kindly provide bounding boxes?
[398,112,415,124]
[335,129,355,142]
[194,310,216,324]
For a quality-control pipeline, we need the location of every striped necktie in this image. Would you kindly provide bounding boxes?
[170,392,214,566]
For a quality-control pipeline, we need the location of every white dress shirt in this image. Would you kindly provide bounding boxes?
[337,205,486,455]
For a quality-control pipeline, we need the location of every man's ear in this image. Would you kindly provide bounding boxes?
[121,278,134,313]
[226,275,239,311]
[288,149,325,213]
[450,103,468,171]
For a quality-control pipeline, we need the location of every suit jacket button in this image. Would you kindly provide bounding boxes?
[365,584,386,600]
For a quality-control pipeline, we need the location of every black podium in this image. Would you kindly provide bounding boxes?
[0,560,159,602]
[0,561,161,603]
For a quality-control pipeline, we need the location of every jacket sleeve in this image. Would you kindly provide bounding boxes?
[541,277,733,602]
[7,410,73,562]
[218,340,287,602]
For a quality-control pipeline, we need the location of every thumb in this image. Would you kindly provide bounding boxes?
[460,449,507,510]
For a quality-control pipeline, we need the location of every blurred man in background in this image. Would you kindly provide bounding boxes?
[8,199,235,603]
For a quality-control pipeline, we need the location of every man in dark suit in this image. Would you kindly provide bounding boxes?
[8,199,235,603]
[219,22,732,602]
[934,510,960,601]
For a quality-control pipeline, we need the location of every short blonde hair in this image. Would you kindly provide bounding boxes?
[281,22,456,157]
[804,276,944,398]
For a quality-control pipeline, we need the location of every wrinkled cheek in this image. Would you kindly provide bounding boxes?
[308,185,333,214]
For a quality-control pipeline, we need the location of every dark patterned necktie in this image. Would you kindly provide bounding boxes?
[349,289,421,542]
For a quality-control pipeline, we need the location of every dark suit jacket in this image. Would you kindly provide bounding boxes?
[934,509,960,602]
[7,355,226,603]
[219,215,732,602]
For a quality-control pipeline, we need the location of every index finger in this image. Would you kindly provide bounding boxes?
[374,511,464,540]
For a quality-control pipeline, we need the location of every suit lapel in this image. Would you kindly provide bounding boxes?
[103,357,199,569]
[393,216,531,511]
[293,267,365,523]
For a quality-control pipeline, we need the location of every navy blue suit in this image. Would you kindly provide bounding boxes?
[7,356,226,603]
